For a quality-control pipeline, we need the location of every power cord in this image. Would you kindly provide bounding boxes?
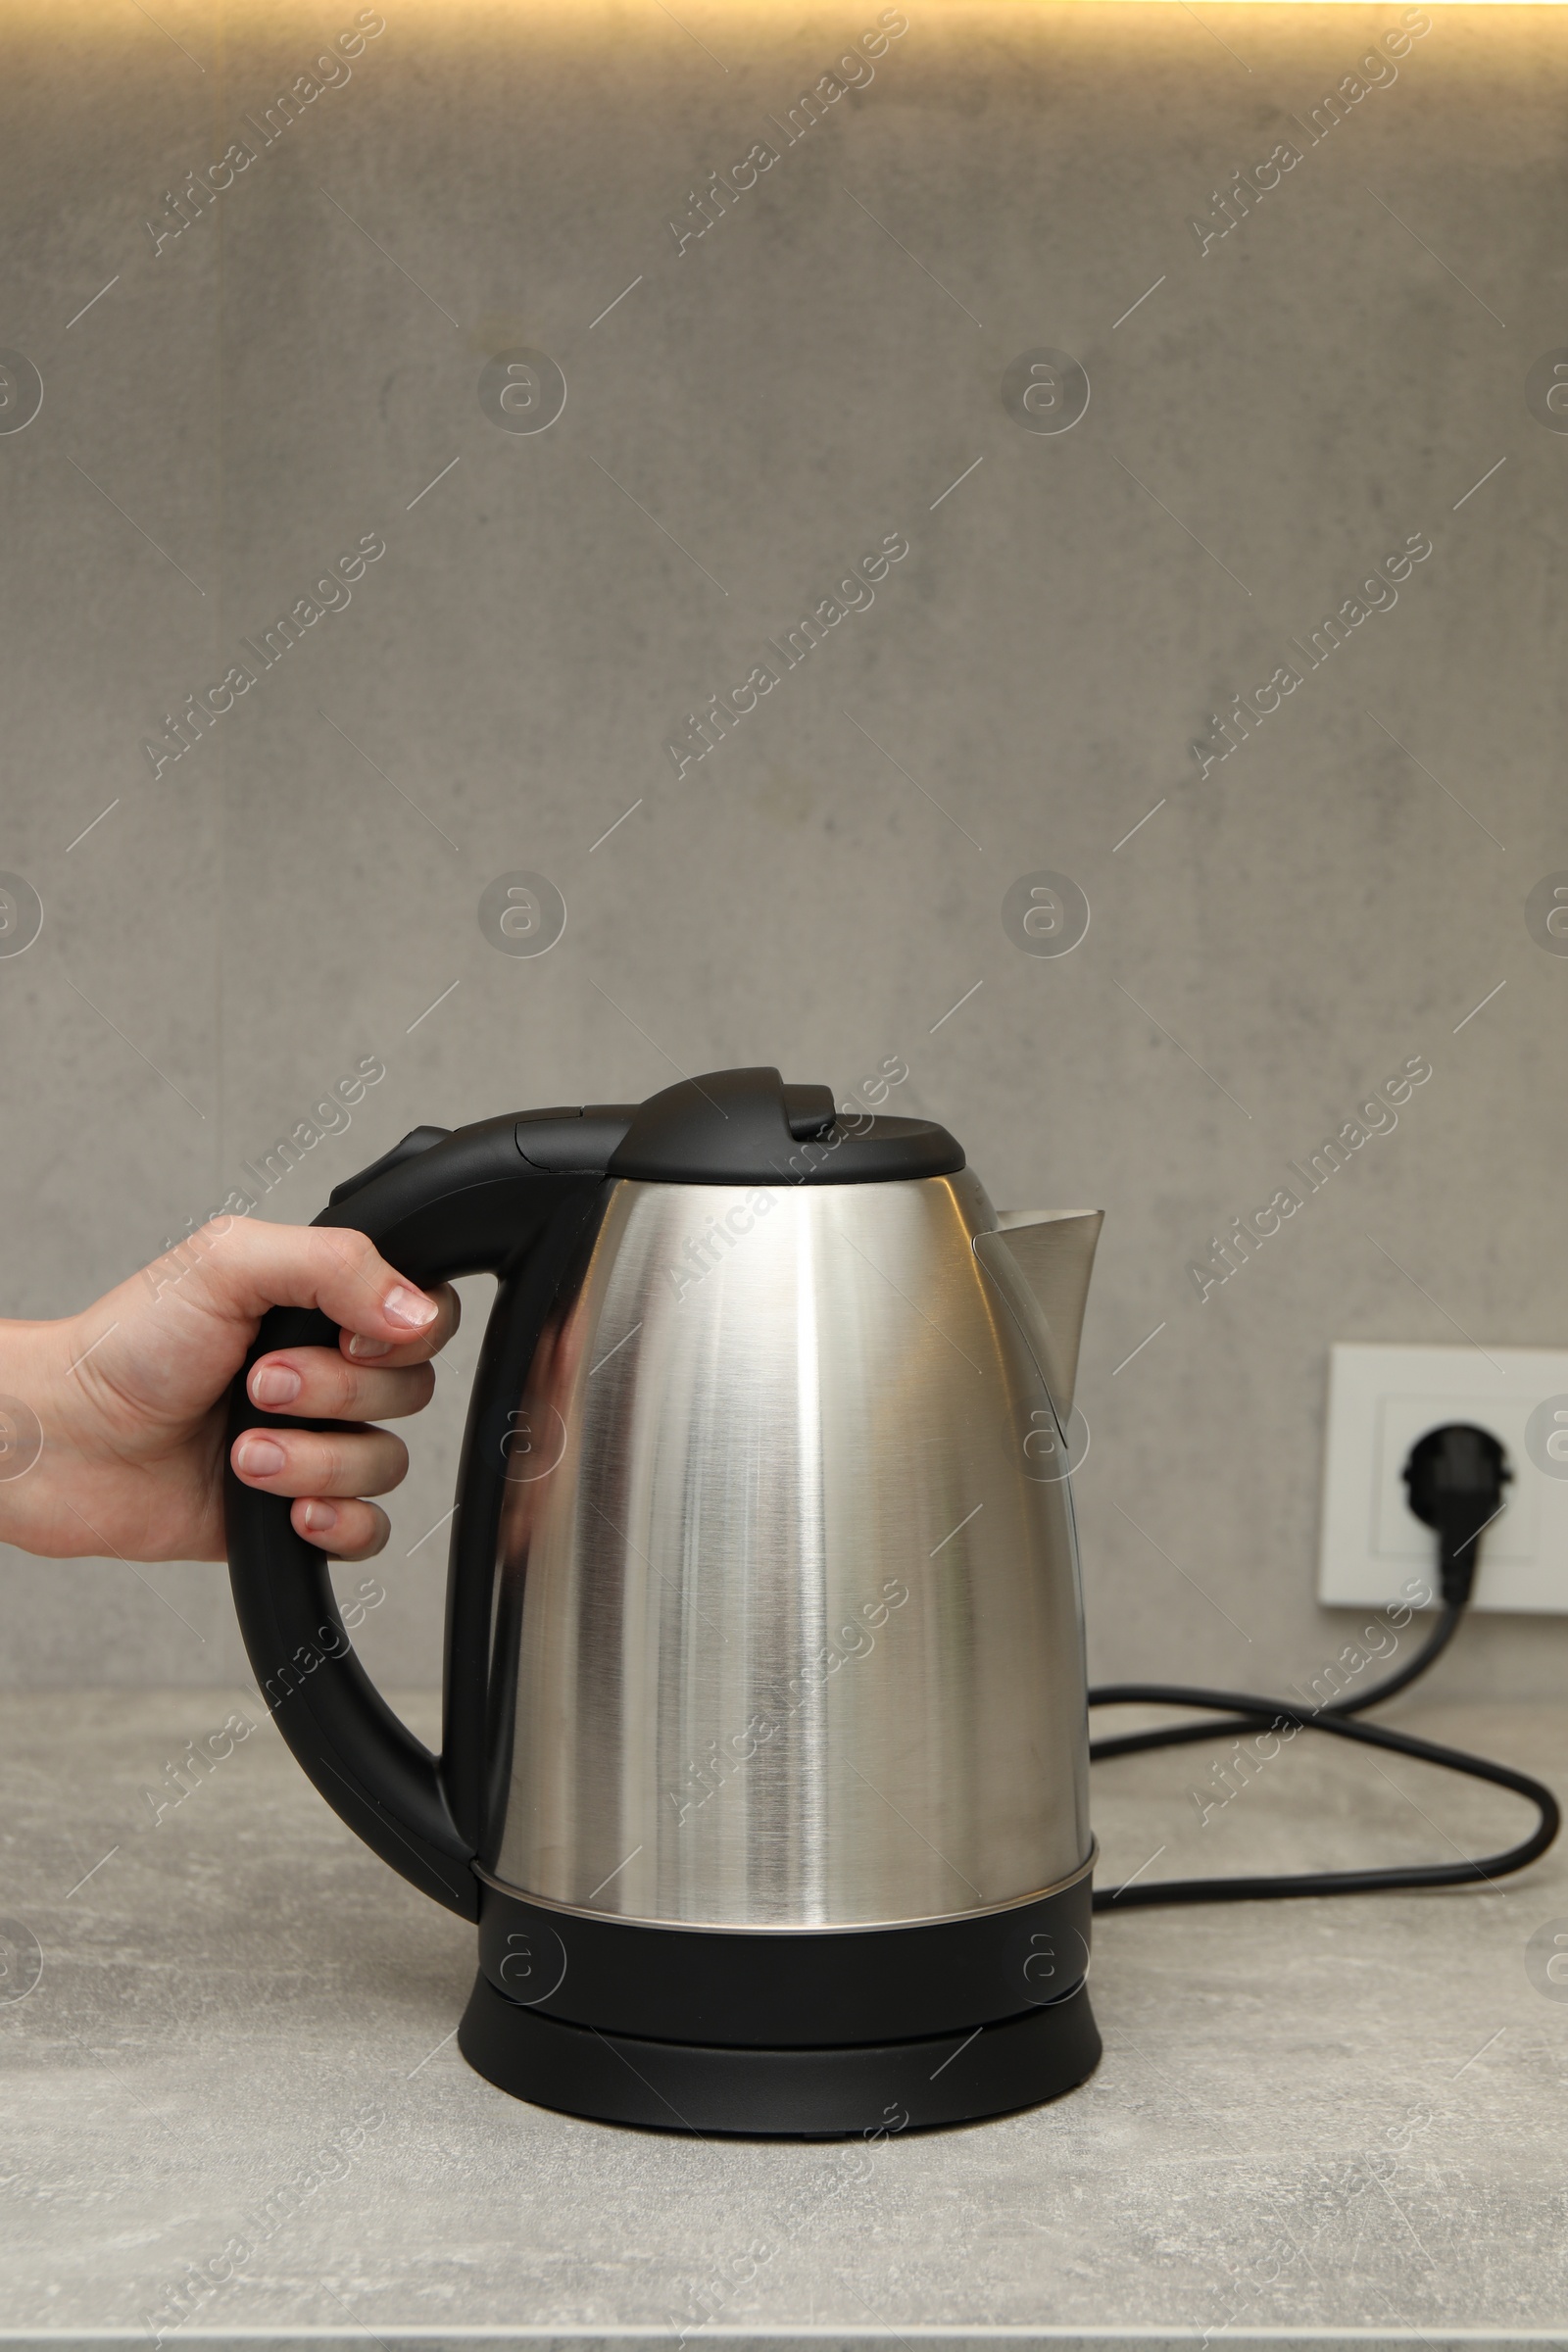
[1089,1423,1561,1911]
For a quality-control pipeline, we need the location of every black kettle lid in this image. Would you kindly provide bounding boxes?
[607,1066,963,1186]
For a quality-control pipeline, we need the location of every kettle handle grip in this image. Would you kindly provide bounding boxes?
[223,1115,606,1919]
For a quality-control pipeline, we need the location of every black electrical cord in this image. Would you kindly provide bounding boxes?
[1089,1423,1560,1911]
[1089,1600,1465,1766]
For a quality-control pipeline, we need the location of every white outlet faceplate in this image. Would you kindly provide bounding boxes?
[1319,1343,1568,1615]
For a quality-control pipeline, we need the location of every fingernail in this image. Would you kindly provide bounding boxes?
[347,1333,392,1360]
[250,1362,302,1406]
[235,1436,286,1478]
[384,1283,438,1331]
[301,1500,339,1534]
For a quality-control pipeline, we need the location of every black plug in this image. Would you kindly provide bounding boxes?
[1402,1422,1512,1608]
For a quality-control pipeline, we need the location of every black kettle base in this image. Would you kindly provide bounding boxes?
[457,1969,1101,2137]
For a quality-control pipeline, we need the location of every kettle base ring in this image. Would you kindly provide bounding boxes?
[457,1968,1101,2138]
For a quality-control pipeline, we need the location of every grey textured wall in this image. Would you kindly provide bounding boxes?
[3,0,1566,1702]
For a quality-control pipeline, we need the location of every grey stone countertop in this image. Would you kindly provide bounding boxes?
[4,1688,1567,2352]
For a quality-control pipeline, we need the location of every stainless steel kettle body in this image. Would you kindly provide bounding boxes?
[486,1171,1092,1930]
[226,1067,1104,2135]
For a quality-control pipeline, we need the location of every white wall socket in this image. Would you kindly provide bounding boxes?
[1318,1343,1568,1615]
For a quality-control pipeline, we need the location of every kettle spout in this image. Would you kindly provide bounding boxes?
[973,1210,1103,1420]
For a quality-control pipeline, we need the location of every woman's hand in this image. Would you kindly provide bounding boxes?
[0,1217,459,1564]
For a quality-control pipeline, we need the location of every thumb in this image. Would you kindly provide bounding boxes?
[148,1216,439,1350]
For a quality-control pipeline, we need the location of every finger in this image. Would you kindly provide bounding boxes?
[291,1496,390,1561]
[160,1218,448,1356]
[230,1424,409,1500]
[248,1349,435,1423]
[341,1282,461,1367]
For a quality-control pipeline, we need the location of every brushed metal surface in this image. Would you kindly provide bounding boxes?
[981,1210,1104,1417]
[473,1849,1098,1934]
[482,1173,1093,1929]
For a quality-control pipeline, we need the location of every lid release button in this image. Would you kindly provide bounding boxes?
[782,1084,836,1140]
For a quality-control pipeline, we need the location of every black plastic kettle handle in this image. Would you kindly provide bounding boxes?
[223,1108,624,1918]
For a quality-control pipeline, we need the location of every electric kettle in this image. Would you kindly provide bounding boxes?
[226,1066,1104,2136]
